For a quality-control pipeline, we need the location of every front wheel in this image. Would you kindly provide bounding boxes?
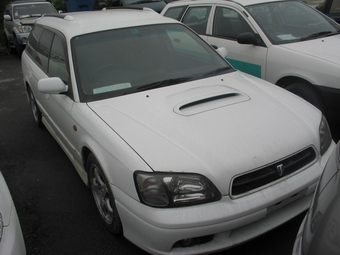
[87,154,123,235]
[14,36,24,57]
[28,88,43,127]
[4,34,15,55]
[285,83,325,113]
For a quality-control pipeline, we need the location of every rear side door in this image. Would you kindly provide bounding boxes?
[204,5,268,79]
[25,26,80,164]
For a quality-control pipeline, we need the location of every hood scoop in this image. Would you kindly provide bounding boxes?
[174,87,250,116]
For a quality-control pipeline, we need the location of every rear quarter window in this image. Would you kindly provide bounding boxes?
[163,6,188,20]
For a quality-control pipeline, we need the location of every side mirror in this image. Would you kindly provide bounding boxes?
[216,47,228,58]
[3,14,12,21]
[38,77,68,94]
[237,32,258,45]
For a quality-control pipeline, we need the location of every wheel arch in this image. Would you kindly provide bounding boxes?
[276,76,326,113]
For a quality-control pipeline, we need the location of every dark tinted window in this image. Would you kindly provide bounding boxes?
[163,6,188,20]
[212,6,253,39]
[28,25,44,50]
[182,6,211,34]
[49,34,69,84]
[330,0,340,13]
[37,29,54,71]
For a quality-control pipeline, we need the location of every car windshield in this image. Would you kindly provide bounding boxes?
[13,4,56,19]
[72,23,233,102]
[246,0,340,44]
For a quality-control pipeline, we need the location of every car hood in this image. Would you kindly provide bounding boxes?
[20,16,41,26]
[87,71,321,194]
[280,34,340,65]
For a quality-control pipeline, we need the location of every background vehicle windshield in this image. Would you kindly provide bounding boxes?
[246,0,340,44]
[13,4,56,19]
[72,23,232,102]
[122,0,162,4]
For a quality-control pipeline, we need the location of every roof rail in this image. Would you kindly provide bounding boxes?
[102,6,155,12]
[43,13,75,21]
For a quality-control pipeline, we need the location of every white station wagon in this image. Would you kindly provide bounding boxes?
[21,7,334,255]
[161,0,340,119]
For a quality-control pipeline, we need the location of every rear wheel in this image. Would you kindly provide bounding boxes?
[285,83,325,113]
[87,154,123,235]
[28,87,43,127]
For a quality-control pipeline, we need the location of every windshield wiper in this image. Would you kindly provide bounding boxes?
[137,77,192,91]
[300,31,332,41]
[202,67,231,78]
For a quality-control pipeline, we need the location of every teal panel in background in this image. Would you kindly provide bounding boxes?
[227,58,262,78]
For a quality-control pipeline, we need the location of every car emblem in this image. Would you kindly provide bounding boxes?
[276,164,284,177]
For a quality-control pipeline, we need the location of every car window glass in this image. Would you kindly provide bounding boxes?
[26,25,44,67]
[28,25,44,50]
[246,1,340,44]
[13,4,56,18]
[163,6,187,20]
[49,34,69,84]
[212,6,253,39]
[72,24,231,102]
[182,6,211,34]
[330,0,340,13]
[37,29,54,71]
[4,7,11,17]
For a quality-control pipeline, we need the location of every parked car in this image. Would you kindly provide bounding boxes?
[67,0,166,13]
[105,0,166,12]
[316,0,340,24]
[293,139,340,255]
[21,7,335,255]
[0,171,26,255]
[161,0,340,120]
[3,0,58,56]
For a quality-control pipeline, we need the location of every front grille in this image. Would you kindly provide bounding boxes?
[231,147,317,197]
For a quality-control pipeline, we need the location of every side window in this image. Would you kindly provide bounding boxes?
[26,25,44,67]
[330,0,340,13]
[49,34,69,84]
[212,6,253,39]
[163,6,188,20]
[37,29,54,72]
[5,7,12,17]
[182,6,211,34]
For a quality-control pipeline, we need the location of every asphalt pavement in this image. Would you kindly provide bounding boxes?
[0,54,338,255]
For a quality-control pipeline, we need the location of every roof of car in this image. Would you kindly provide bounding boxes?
[36,8,179,38]
[165,0,285,7]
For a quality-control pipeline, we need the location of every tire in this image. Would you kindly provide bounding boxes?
[14,36,24,58]
[28,87,43,127]
[4,35,15,55]
[285,83,325,113]
[87,154,123,235]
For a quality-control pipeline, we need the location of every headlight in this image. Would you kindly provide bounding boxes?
[319,115,332,156]
[134,171,221,208]
[18,25,32,33]
[0,212,3,242]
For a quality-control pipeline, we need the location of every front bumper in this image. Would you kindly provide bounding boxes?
[15,33,29,45]
[113,142,335,255]
[0,205,26,255]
